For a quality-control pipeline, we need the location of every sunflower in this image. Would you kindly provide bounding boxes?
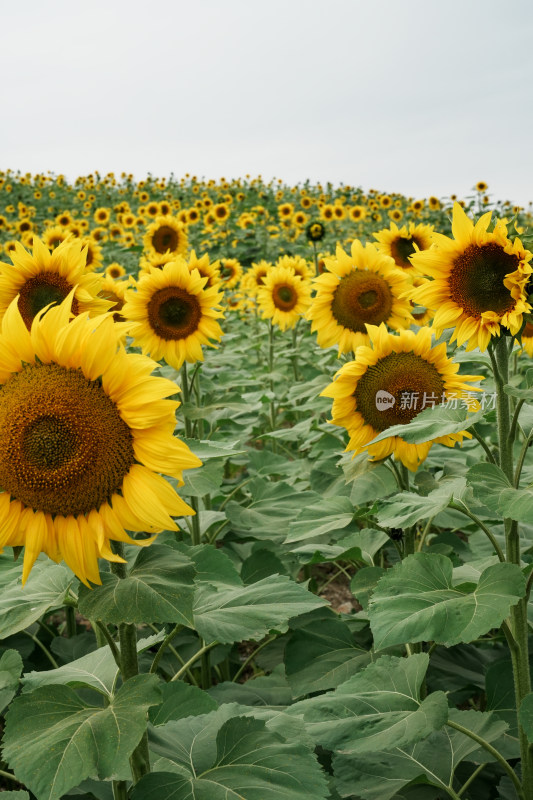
[321,324,481,471]
[307,241,414,355]
[276,254,314,281]
[42,226,71,250]
[306,221,325,242]
[186,250,221,289]
[122,259,224,370]
[219,258,243,289]
[0,238,111,330]
[349,205,367,222]
[80,237,103,271]
[93,207,110,225]
[257,264,312,331]
[98,275,133,322]
[248,260,271,294]
[410,203,533,351]
[373,221,434,273]
[143,215,188,259]
[106,262,126,279]
[0,295,201,586]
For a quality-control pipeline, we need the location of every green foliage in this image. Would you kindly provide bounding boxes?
[3,675,161,800]
[369,554,525,648]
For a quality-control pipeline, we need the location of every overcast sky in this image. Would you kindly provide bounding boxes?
[2,0,532,205]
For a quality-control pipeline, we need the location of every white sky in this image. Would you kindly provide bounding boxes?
[2,0,532,205]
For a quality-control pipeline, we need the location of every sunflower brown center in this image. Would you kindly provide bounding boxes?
[18,273,79,330]
[354,352,445,431]
[273,284,297,311]
[0,363,135,516]
[147,287,201,339]
[449,243,519,317]
[390,236,422,269]
[152,226,179,254]
[331,271,393,331]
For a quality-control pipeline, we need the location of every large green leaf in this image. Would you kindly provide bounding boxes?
[369,554,525,648]
[208,667,292,708]
[289,654,447,754]
[22,633,163,697]
[466,463,511,513]
[132,712,329,800]
[0,650,23,714]
[332,709,508,800]
[377,479,466,528]
[284,616,371,695]
[3,674,161,800]
[349,463,397,506]
[0,560,72,639]
[225,479,320,541]
[78,544,195,625]
[290,528,389,565]
[284,497,355,544]
[194,572,327,644]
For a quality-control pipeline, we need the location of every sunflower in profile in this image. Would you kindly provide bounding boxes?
[307,241,414,355]
[322,324,481,471]
[411,203,533,351]
[220,258,243,289]
[42,226,71,250]
[373,221,434,273]
[0,238,111,330]
[0,294,201,586]
[186,250,221,289]
[98,275,134,322]
[257,263,312,331]
[122,259,224,370]
[80,237,103,271]
[143,215,188,258]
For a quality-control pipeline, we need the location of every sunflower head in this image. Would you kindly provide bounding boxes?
[321,324,482,471]
[373,222,434,272]
[0,237,112,330]
[143,215,188,258]
[411,203,533,351]
[257,264,312,332]
[122,258,224,370]
[0,294,201,586]
[307,241,415,355]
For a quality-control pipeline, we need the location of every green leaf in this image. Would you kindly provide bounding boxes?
[180,459,225,496]
[241,549,287,583]
[377,479,466,528]
[350,463,397,506]
[149,682,218,725]
[290,654,447,754]
[3,674,161,800]
[208,667,292,707]
[284,617,371,695]
[369,554,525,649]
[181,438,247,460]
[499,487,533,523]
[366,404,486,446]
[333,709,508,800]
[519,694,533,742]
[194,572,327,644]
[0,561,72,639]
[350,566,387,611]
[0,650,23,714]
[78,544,195,625]
[22,633,162,697]
[467,463,512,513]
[284,497,355,544]
[132,713,329,800]
[225,478,320,541]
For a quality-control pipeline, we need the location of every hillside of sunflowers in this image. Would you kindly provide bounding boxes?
[0,168,532,800]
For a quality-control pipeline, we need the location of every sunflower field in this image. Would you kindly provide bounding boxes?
[0,170,532,800]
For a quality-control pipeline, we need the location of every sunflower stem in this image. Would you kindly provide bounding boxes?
[268,321,276,431]
[491,335,533,798]
[180,363,193,439]
[291,323,300,383]
[110,543,151,785]
[65,604,77,638]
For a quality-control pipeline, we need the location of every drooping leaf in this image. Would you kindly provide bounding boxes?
[208,667,292,707]
[332,709,508,800]
[284,497,355,544]
[3,674,161,800]
[284,617,371,696]
[289,654,447,754]
[132,712,329,800]
[78,544,195,625]
[0,561,72,639]
[377,479,466,529]
[466,463,511,513]
[369,554,525,649]
[0,650,23,714]
[366,404,486,446]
